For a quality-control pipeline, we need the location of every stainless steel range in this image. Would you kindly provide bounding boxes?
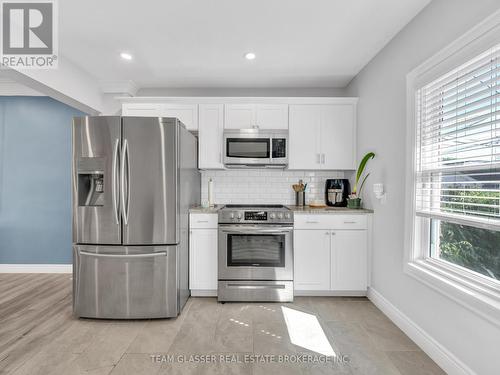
[218,204,293,302]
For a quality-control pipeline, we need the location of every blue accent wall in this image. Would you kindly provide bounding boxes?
[0,96,85,264]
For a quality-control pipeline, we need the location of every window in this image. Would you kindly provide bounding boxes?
[430,219,500,280]
[415,43,500,283]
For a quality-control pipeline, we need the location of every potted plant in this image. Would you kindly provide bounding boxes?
[347,152,375,209]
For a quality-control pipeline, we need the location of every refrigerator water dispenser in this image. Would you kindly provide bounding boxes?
[78,173,104,206]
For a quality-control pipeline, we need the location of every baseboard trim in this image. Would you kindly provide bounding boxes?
[0,264,73,273]
[294,290,367,297]
[367,287,474,375]
[190,290,217,297]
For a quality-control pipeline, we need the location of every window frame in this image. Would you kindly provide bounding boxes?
[405,10,500,328]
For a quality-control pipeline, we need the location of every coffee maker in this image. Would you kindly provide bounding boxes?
[325,179,350,207]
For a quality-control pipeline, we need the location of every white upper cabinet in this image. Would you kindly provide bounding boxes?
[289,103,356,170]
[224,104,255,129]
[255,104,288,129]
[122,103,162,117]
[289,105,321,169]
[224,104,288,129]
[122,98,356,170]
[162,104,199,131]
[122,103,198,131]
[198,104,224,169]
[321,104,356,170]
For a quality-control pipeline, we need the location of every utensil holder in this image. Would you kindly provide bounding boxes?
[296,191,305,206]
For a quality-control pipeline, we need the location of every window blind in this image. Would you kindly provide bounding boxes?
[415,43,500,229]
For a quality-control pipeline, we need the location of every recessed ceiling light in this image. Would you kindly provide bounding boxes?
[120,52,133,60]
[244,52,256,60]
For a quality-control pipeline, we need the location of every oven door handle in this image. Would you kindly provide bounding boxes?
[219,226,293,234]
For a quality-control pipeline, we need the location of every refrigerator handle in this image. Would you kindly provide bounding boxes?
[112,138,120,225]
[120,139,130,225]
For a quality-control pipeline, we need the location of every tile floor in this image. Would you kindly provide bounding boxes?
[0,274,445,374]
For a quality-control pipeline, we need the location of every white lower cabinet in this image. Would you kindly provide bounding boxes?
[189,213,218,295]
[294,214,369,295]
[331,230,367,291]
[294,230,331,290]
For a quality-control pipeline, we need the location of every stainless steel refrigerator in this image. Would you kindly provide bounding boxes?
[72,116,200,319]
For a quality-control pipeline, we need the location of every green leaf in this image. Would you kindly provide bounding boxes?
[356,152,375,184]
[358,173,370,196]
[353,152,375,193]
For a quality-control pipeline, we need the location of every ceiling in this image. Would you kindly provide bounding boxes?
[60,0,430,89]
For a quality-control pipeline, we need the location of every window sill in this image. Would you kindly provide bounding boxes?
[404,259,500,328]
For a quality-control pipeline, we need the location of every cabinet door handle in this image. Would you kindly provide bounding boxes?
[306,221,319,224]
[331,232,336,236]
[321,154,325,164]
[344,221,357,224]
[219,152,222,163]
[316,154,320,164]
[325,232,329,235]
[197,220,209,223]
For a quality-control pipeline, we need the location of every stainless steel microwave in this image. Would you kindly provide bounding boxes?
[223,129,288,168]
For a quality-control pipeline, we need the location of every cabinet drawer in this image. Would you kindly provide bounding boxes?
[294,214,367,230]
[330,215,367,230]
[294,214,331,229]
[190,213,218,229]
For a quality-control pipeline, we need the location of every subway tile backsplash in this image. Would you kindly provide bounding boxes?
[201,170,345,205]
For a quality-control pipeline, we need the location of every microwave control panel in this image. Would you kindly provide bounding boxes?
[272,138,287,158]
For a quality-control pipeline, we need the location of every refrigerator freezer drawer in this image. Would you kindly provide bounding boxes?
[73,245,178,319]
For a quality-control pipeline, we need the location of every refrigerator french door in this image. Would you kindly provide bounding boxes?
[72,116,191,319]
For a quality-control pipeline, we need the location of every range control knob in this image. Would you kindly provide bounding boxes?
[269,213,276,219]
[285,213,291,219]
[278,213,283,219]
[237,213,243,219]
[229,212,235,219]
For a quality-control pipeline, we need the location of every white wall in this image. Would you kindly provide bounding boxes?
[346,1,500,374]
[200,170,344,205]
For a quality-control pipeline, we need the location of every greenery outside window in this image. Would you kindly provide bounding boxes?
[430,219,500,280]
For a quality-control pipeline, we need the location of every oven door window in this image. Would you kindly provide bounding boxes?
[226,138,270,159]
[227,234,285,267]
